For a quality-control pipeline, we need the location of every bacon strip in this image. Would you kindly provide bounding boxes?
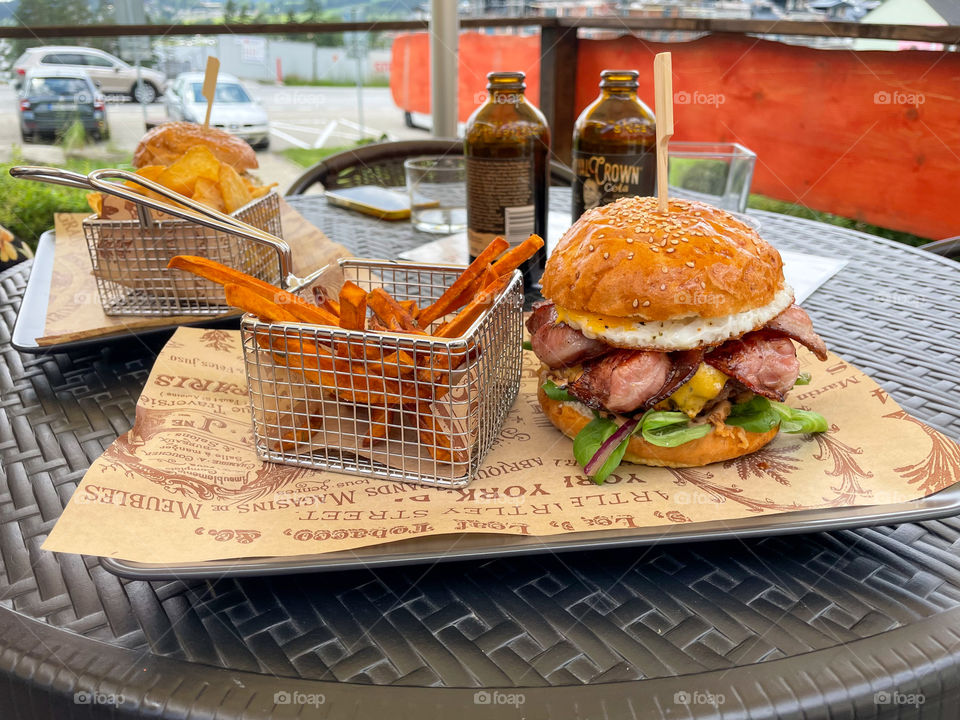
[705,331,800,401]
[764,305,828,361]
[528,301,608,369]
[569,350,672,414]
[526,300,557,336]
[645,349,705,407]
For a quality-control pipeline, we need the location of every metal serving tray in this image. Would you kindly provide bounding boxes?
[100,478,960,579]
[11,231,240,355]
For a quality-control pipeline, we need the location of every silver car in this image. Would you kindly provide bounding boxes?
[164,72,270,149]
[12,46,166,104]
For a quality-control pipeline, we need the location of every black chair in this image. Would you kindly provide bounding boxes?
[285,138,573,195]
[919,236,960,261]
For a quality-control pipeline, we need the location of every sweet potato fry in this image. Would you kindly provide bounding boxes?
[379,350,418,379]
[399,299,419,317]
[168,255,338,326]
[417,236,509,327]
[311,286,341,318]
[222,284,405,404]
[363,407,392,447]
[260,331,397,406]
[415,406,468,464]
[276,404,324,453]
[224,283,298,323]
[436,274,512,339]
[446,264,496,313]
[338,281,368,331]
[492,234,545,277]
[367,288,425,335]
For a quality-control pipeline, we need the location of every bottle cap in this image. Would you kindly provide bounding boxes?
[487,71,526,92]
[600,70,639,90]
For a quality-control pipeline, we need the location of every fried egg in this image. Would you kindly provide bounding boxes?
[555,284,795,351]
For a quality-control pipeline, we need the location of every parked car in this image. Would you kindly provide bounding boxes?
[12,46,166,104]
[164,71,270,149]
[18,68,109,142]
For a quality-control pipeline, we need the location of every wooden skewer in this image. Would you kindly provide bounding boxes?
[202,56,220,129]
[653,52,674,214]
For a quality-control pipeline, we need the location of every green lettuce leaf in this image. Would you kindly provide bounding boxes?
[725,396,781,433]
[572,416,619,471]
[541,380,574,402]
[770,401,828,433]
[640,411,712,447]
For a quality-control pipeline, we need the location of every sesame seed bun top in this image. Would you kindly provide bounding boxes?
[134,122,258,172]
[541,196,786,322]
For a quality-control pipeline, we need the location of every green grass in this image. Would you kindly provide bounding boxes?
[747,195,930,248]
[0,152,132,247]
[281,139,383,169]
[280,145,359,169]
[283,75,390,88]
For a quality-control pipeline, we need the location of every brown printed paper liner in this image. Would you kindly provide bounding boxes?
[42,327,960,564]
[38,200,349,346]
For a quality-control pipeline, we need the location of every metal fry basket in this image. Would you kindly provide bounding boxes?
[241,258,524,488]
[10,166,293,316]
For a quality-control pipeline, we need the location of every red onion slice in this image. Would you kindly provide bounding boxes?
[584,416,641,477]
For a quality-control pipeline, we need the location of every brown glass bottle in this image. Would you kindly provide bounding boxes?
[465,71,550,287]
[572,69,656,220]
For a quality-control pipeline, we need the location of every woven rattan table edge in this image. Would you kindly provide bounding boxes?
[2,601,959,719]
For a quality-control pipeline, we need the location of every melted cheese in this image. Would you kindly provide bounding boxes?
[554,284,795,350]
[663,364,728,417]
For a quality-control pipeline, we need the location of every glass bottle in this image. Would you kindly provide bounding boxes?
[572,69,656,220]
[465,71,550,286]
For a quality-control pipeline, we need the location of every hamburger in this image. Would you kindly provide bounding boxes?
[529,196,829,481]
[134,121,258,172]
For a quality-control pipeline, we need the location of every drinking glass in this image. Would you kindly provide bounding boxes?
[403,156,467,234]
[667,142,757,213]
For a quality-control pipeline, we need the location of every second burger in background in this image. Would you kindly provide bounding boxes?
[133,121,259,172]
[529,196,830,481]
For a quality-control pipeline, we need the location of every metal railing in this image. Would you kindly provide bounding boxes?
[0,16,958,44]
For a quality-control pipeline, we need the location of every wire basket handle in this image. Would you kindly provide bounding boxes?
[9,165,297,289]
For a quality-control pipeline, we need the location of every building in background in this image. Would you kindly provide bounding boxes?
[856,0,960,49]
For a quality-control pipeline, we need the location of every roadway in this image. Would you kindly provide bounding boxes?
[0,83,425,159]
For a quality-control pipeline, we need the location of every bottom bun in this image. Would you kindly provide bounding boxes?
[536,379,779,468]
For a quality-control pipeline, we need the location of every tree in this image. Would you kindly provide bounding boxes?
[304,0,321,22]
[224,0,237,22]
[11,0,93,58]
[238,2,250,21]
